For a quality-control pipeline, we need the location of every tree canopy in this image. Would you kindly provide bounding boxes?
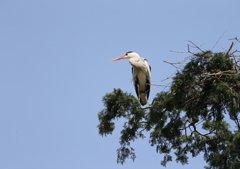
[98,41,240,169]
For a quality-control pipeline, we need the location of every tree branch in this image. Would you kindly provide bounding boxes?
[212,30,227,50]
[180,119,217,139]
[188,41,204,52]
[161,76,175,82]
[226,42,234,56]
[142,105,152,109]
[170,50,189,53]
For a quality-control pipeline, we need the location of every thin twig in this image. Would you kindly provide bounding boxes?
[188,41,204,52]
[164,60,182,69]
[217,44,226,51]
[164,60,186,65]
[187,44,195,54]
[150,83,171,87]
[230,50,240,55]
[226,42,234,57]
[170,50,189,53]
[212,30,227,50]
[161,76,175,82]
[229,37,240,43]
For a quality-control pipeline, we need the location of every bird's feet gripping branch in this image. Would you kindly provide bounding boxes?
[111,51,151,106]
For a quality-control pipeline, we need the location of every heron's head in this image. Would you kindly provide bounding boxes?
[111,51,140,61]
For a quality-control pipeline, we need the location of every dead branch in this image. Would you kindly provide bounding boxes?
[164,60,182,69]
[217,44,226,51]
[236,37,240,43]
[229,37,240,43]
[162,51,193,85]
[226,42,234,56]
[161,76,175,82]
[164,60,186,65]
[230,50,240,56]
[212,30,227,50]
[142,105,152,109]
[163,54,193,72]
[170,50,189,53]
[187,44,195,54]
[188,41,204,52]
[150,83,171,87]
[203,70,238,76]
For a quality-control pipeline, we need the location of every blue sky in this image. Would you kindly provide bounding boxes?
[1,1,240,169]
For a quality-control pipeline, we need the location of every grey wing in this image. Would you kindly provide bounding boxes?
[144,59,151,100]
[129,57,142,97]
[132,66,140,99]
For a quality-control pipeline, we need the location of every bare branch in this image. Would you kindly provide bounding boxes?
[163,54,192,72]
[226,42,234,56]
[150,83,171,87]
[188,41,204,52]
[236,37,240,43]
[170,50,189,53]
[217,44,226,50]
[212,30,227,50]
[203,70,238,76]
[230,50,240,55]
[164,60,186,65]
[164,60,182,69]
[142,105,152,109]
[229,36,240,43]
[161,76,175,82]
[187,44,195,54]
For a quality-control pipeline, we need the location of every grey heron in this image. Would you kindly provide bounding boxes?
[111,51,151,105]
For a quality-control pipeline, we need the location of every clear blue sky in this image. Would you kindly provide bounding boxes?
[1,1,240,169]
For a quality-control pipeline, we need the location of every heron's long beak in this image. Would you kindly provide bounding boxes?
[111,55,125,61]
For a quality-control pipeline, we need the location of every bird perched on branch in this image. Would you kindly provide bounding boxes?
[111,51,151,105]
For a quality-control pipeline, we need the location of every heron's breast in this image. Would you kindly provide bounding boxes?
[136,70,147,90]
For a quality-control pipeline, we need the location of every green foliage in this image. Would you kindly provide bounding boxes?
[98,89,145,163]
[98,50,240,168]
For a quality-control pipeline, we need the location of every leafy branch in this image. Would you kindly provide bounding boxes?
[98,39,240,169]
